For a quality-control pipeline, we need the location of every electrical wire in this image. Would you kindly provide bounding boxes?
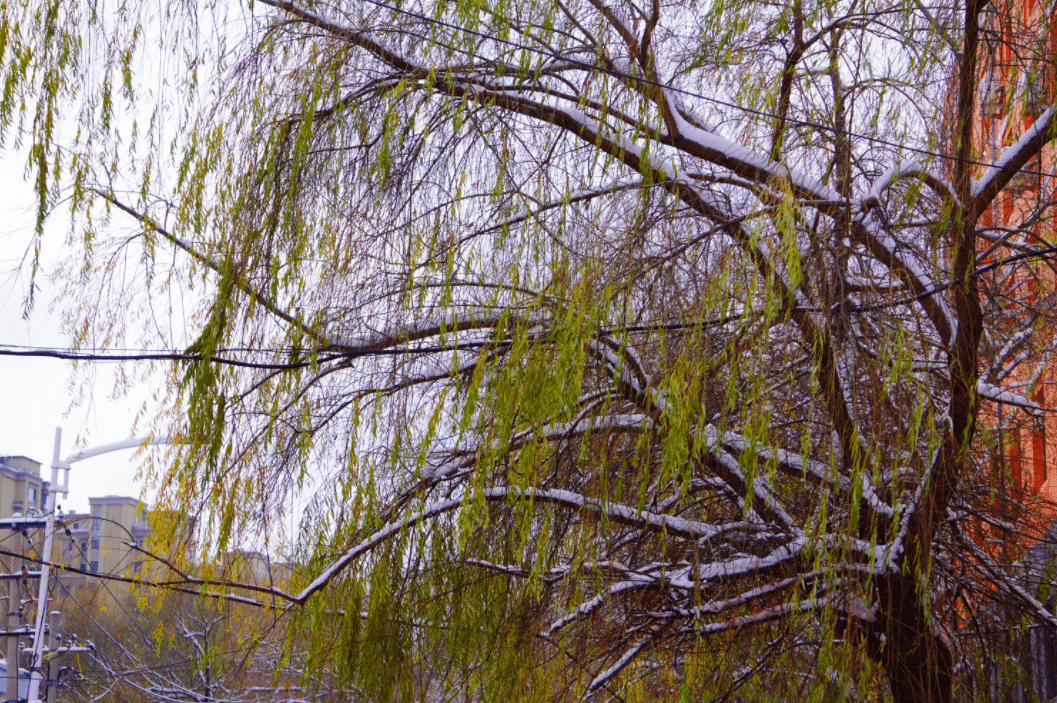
[262,0,1057,180]
[73,649,244,681]
[0,340,501,368]
[50,539,216,699]
[4,7,1057,373]
[0,546,282,609]
[45,553,294,700]
[53,572,152,670]
[0,513,145,689]
[71,638,282,683]
[11,531,288,696]
[63,521,198,654]
[4,236,1057,367]
[3,10,1055,373]
[51,579,232,703]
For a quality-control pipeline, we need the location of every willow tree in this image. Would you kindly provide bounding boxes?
[6,0,1057,700]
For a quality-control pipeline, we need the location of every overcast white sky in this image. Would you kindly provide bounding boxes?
[0,149,153,516]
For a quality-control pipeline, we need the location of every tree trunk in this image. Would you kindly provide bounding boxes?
[877,574,953,703]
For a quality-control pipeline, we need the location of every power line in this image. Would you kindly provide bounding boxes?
[74,648,248,679]
[72,639,282,682]
[61,521,228,658]
[0,340,500,368]
[0,344,302,354]
[263,0,1057,180]
[53,577,157,678]
[0,547,283,609]
[4,236,1057,367]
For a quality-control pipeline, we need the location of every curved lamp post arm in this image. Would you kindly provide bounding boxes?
[52,435,174,496]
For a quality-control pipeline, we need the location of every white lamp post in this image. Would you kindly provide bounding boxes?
[25,427,173,703]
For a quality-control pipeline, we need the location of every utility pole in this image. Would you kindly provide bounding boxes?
[25,428,172,703]
[6,577,16,702]
[0,526,47,703]
[6,573,20,703]
[45,611,60,703]
[24,430,64,703]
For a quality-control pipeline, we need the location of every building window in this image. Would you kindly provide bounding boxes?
[91,509,101,549]
[80,562,87,571]
[72,522,81,530]
[27,487,36,506]
[980,71,1006,116]
[90,561,98,572]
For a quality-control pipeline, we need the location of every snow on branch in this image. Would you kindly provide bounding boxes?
[956,529,1057,630]
[660,87,841,205]
[545,579,656,636]
[331,312,523,351]
[688,595,836,636]
[976,380,1044,415]
[293,487,745,605]
[862,159,958,208]
[854,214,955,346]
[971,106,1057,214]
[587,637,650,692]
[664,537,808,589]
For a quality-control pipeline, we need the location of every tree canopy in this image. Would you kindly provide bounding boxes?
[5,0,1057,700]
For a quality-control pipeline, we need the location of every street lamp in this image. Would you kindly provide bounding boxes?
[25,427,174,703]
